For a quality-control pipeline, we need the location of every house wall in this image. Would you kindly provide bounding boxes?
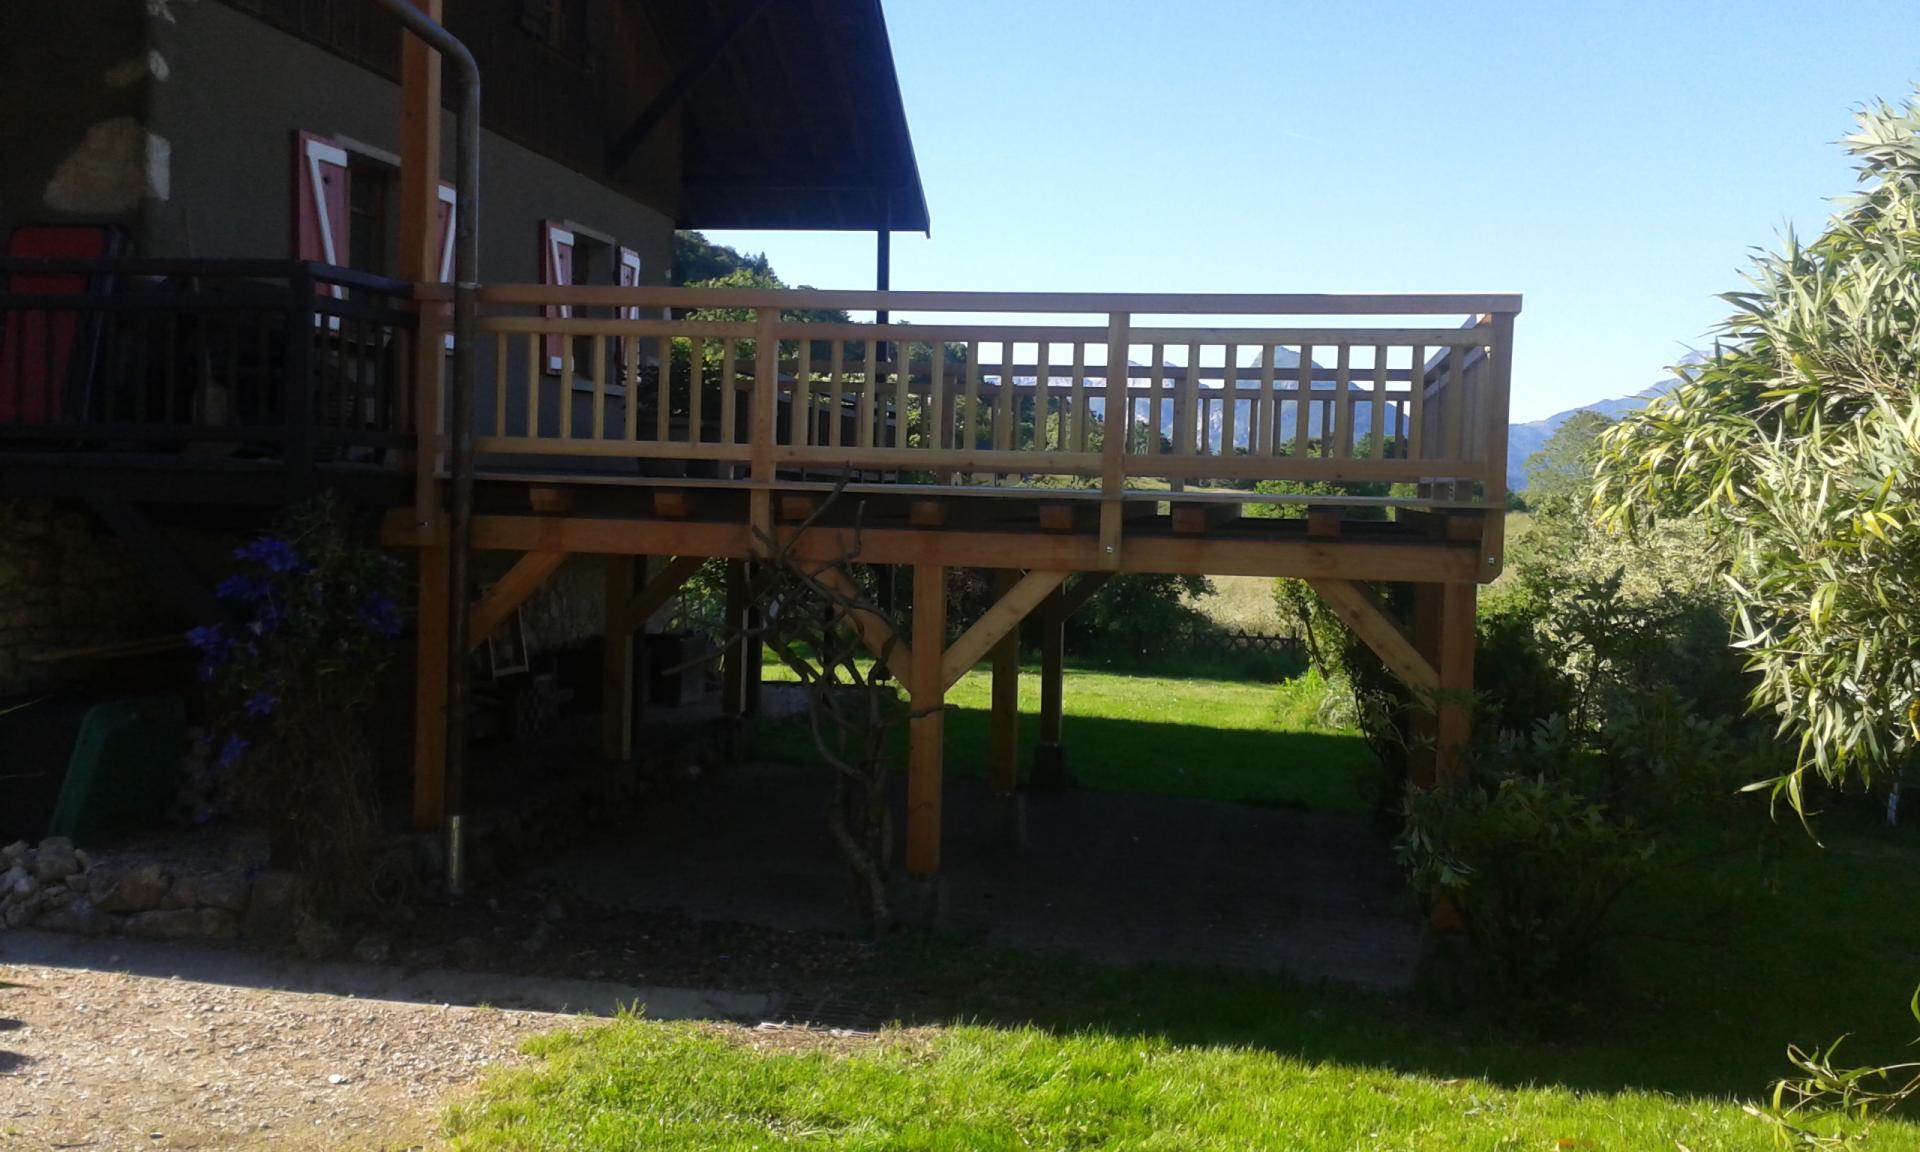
[0,3,159,243]
[137,0,679,473]
[143,0,675,287]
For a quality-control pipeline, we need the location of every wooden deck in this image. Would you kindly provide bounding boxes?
[0,274,1517,886]
[389,285,1517,878]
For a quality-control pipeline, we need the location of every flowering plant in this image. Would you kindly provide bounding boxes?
[187,497,404,889]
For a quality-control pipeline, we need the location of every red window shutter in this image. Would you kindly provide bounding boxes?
[541,221,575,373]
[294,132,349,269]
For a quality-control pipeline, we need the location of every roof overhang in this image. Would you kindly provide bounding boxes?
[628,0,929,234]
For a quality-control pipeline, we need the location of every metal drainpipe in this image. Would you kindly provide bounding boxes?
[371,0,480,897]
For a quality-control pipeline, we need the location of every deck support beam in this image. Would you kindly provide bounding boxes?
[720,560,750,715]
[600,555,639,762]
[989,569,1022,794]
[1434,582,1476,788]
[1031,571,1111,789]
[906,563,947,877]
[601,554,706,760]
[400,0,448,833]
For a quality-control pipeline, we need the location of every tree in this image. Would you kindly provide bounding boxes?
[1592,92,1920,803]
[1521,411,1613,519]
[672,231,773,285]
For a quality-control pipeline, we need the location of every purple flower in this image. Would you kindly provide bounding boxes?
[243,691,278,718]
[186,624,225,651]
[216,573,266,603]
[235,537,304,574]
[217,734,250,769]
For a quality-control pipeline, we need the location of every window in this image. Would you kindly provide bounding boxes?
[346,162,391,276]
[518,0,589,66]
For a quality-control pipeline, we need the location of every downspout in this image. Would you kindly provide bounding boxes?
[370,0,480,897]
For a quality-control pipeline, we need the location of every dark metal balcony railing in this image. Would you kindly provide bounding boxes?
[0,259,418,481]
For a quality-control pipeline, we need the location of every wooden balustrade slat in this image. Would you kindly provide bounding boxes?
[1445,345,1465,479]
[860,339,878,448]
[1333,344,1351,458]
[592,334,607,440]
[494,331,507,435]
[656,336,672,443]
[826,338,844,449]
[1147,344,1164,458]
[1371,344,1388,460]
[524,332,538,438]
[1258,344,1278,456]
[719,338,736,448]
[1294,344,1312,457]
[794,336,812,447]
[1220,343,1238,458]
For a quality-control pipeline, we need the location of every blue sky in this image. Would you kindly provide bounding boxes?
[704,1,1919,422]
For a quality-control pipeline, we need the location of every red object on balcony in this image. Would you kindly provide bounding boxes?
[0,224,122,426]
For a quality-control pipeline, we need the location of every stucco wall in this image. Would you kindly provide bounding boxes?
[0,3,160,242]
[143,0,675,285]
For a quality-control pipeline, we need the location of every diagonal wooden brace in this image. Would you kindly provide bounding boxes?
[941,569,1068,691]
[624,555,706,629]
[1306,578,1437,693]
[804,563,913,685]
[467,550,566,651]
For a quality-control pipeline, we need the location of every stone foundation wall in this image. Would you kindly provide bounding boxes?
[0,500,186,695]
[5,712,747,949]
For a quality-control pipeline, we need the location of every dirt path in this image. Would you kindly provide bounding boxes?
[0,961,573,1150]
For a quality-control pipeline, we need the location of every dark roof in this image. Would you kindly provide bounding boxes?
[636,0,929,233]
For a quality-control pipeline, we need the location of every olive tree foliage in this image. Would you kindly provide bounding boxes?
[1592,94,1920,805]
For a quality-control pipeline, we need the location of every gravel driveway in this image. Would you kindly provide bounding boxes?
[1,960,570,1150]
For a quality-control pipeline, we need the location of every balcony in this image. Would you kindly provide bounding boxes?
[422,284,1518,582]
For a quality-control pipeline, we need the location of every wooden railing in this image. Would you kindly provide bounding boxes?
[445,286,1517,514]
[0,259,418,487]
[449,280,1512,506]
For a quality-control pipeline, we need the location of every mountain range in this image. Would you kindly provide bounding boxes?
[1061,349,1696,491]
[1504,354,1702,489]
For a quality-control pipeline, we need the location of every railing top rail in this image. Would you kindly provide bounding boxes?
[0,258,415,296]
[438,283,1521,316]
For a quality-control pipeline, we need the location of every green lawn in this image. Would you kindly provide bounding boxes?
[449,665,1920,1150]
[750,660,1372,814]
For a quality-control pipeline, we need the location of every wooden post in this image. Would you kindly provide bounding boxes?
[720,559,748,715]
[1097,311,1129,564]
[401,0,446,832]
[601,555,637,761]
[1033,592,1067,788]
[989,568,1021,793]
[1408,583,1441,790]
[1039,602,1064,746]
[411,544,448,830]
[748,309,777,549]
[906,563,947,877]
[1435,581,1476,787]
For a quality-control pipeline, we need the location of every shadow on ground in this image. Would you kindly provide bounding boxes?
[543,758,1421,993]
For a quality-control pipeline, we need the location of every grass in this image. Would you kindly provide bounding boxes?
[1188,573,1288,634]
[447,804,1920,1150]
[447,1019,1899,1151]
[750,658,1371,813]
[450,661,1920,1150]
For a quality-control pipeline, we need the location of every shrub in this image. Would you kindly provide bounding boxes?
[1067,573,1214,662]
[187,498,403,904]
[1398,731,1654,1001]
